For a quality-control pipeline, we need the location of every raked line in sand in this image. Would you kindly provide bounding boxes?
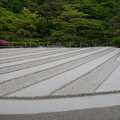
[0,47,120,120]
[0,48,89,68]
[52,56,119,95]
[0,48,68,60]
[0,48,98,74]
[0,93,120,114]
[6,49,119,97]
[0,48,57,57]
[0,48,84,64]
[0,47,111,83]
[0,48,114,96]
[96,64,120,92]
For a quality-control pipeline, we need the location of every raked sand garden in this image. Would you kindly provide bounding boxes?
[0,47,120,120]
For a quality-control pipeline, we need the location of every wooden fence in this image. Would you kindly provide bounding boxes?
[0,42,115,48]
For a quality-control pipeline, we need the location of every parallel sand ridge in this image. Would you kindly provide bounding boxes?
[0,47,120,120]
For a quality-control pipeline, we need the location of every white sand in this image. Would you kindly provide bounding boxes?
[0,48,88,68]
[7,50,119,97]
[1,93,120,114]
[0,48,68,60]
[52,57,119,95]
[0,48,105,83]
[96,65,120,92]
[0,47,120,118]
[0,48,113,96]
[0,48,33,53]
[0,48,57,57]
[0,48,84,64]
[117,56,120,62]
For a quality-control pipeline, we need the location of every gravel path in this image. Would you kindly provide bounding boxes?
[0,48,113,96]
[6,49,119,97]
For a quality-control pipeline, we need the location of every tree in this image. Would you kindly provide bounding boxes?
[76,1,115,20]
[0,0,23,13]
[22,0,38,13]
[52,9,105,44]
[112,37,120,47]
[35,0,45,5]
[37,0,64,37]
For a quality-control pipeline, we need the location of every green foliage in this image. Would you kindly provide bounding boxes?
[76,1,115,20]
[0,7,38,41]
[112,37,120,47]
[0,0,119,46]
[36,0,45,5]
[21,7,37,22]
[0,0,23,13]
[51,9,104,44]
[23,38,40,42]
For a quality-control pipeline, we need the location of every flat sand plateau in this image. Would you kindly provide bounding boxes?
[0,47,120,120]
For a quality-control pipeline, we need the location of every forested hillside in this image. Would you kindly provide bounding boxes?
[0,0,120,46]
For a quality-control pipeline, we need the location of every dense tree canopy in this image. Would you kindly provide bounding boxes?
[0,0,120,46]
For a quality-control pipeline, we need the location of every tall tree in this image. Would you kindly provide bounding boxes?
[37,0,63,37]
[0,0,23,13]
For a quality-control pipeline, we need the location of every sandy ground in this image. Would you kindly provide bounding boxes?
[0,48,89,72]
[6,49,119,97]
[96,64,120,92]
[0,48,57,57]
[53,56,119,95]
[0,105,120,120]
[0,48,116,96]
[0,48,69,63]
[0,47,120,120]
